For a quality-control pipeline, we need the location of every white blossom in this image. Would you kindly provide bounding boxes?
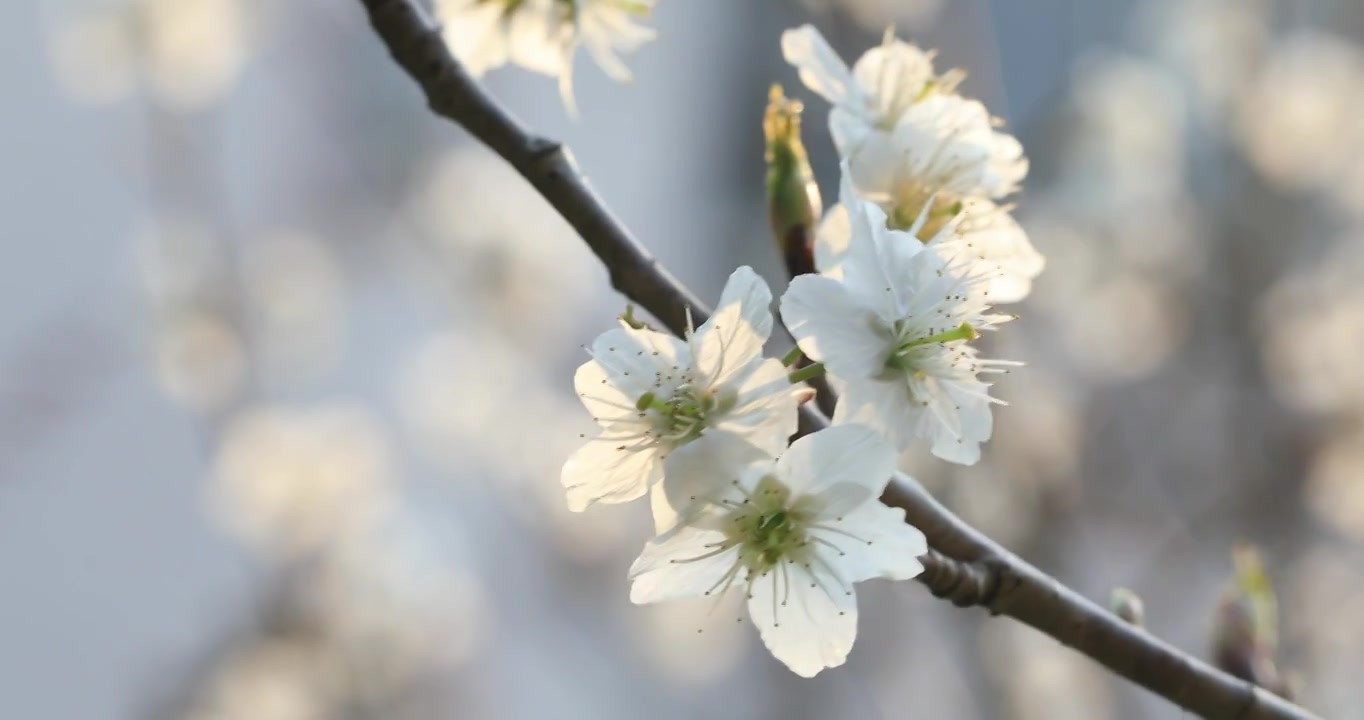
[629,427,928,677]
[817,164,1043,303]
[563,267,799,529]
[781,177,1015,464]
[436,0,656,111]
[782,24,948,156]
[782,24,1024,191]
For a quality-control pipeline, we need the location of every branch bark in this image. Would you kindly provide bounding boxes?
[353,2,1319,717]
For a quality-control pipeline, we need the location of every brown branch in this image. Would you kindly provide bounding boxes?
[353,2,1319,718]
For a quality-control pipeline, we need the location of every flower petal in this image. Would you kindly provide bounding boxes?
[587,326,687,400]
[695,266,774,387]
[850,36,935,127]
[781,275,889,379]
[833,376,923,452]
[781,25,857,109]
[776,425,895,500]
[814,202,851,278]
[572,358,638,424]
[660,431,773,529]
[819,501,928,583]
[747,555,857,677]
[561,423,661,511]
[720,358,800,457]
[933,198,1043,304]
[629,525,739,604]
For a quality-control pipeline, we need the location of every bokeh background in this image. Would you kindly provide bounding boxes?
[4,0,1364,717]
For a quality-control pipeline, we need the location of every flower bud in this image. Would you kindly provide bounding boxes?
[1211,543,1294,699]
[1109,587,1145,627]
[764,84,822,277]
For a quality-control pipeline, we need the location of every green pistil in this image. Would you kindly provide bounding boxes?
[637,385,734,444]
[723,476,808,575]
[886,322,978,371]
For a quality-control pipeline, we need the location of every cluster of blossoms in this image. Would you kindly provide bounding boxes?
[435,0,657,112]
[552,24,1041,676]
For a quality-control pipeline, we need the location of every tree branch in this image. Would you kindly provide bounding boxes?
[353,2,1319,717]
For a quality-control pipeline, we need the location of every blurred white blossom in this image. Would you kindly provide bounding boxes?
[154,309,247,413]
[47,0,249,111]
[241,231,345,384]
[402,145,599,344]
[1238,32,1364,195]
[435,0,656,110]
[210,404,394,556]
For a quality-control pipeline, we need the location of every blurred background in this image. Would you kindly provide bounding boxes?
[3,0,1363,717]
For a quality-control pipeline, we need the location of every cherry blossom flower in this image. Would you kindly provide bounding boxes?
[436,0,656,111]
[817,161,1043,303]
[781,177,1015,464]
[563,267,799,529]
[629,427,928,677]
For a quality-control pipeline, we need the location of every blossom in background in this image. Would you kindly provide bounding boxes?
[781,25,964,175]
[563,267,799,530]
[436,0,656,111]
[782,175,1013,464]
[784,24,1040,302]
[817,168,1043,303]
[210,404,394,556]
[46,0,248,111]
[629,427,927,677]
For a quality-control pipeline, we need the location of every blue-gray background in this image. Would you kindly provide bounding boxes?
[4,0,1363,718]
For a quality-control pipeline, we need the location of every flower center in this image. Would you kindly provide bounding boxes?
[886,185,962,242]
[719,476,813,574]
[885,321,978,373]
[636,384,735,445]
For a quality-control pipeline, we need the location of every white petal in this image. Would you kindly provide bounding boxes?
[747,555,857,677]
[829,108,874,157]
[921,378,993,465]
[507,0,571,76]
[660,432,773,529]
[937,199,1043,304]
[587,326,688,398]
[844,129,904,197]
[850,37,935,126]
[775,425,895,501]
[649,481,678,535]
[629,525,739,604]
[720,358,800,457]
[572,359,637,424]
[834,166,925,320]
[695,266,773,387]
[437,0,510,75]
[561,423,661,511]
[890,95,1028,199]
[820,501,928,583]
[814,202,851,278]
[781,25,857,108]
[781,276,890,379]
[834,377,924,453]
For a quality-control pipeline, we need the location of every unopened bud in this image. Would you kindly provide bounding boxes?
[764,84,822,278]
[1211,543,1293,698]
[1109,587,1145,627]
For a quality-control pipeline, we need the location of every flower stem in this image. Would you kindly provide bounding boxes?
[788,362,825,384]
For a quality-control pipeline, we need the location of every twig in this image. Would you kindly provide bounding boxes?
[353,2,1319,717]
